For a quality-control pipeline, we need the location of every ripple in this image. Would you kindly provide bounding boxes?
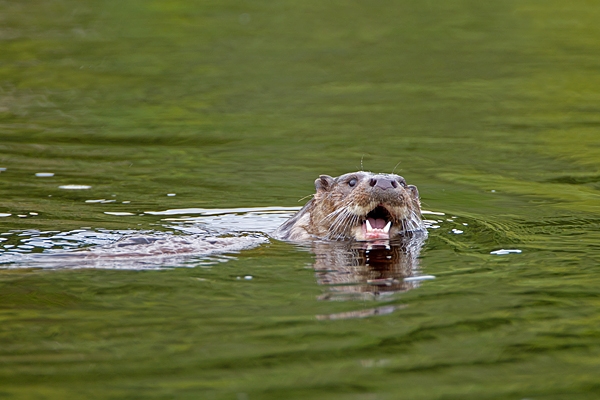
[404,275,436,282]
[104,212,136,216]
[144,206,301,216]
[59,185,92,190]
[0,206,296,269]
[490,249,522,255]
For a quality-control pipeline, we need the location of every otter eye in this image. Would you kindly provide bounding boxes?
[397,178,407,187]
[348,178,357,187]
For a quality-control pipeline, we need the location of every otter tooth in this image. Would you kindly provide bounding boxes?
[383,221,392,233]
[365,219,373,231]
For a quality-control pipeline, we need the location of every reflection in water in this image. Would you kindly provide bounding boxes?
[312,232,430,318]
[314,235,428,299]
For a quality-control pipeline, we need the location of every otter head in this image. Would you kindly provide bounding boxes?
[310,171,424,241]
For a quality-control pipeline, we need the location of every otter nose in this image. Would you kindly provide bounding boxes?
[369,177,398,190]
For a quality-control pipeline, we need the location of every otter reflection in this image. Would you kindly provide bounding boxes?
[311,232,428,302]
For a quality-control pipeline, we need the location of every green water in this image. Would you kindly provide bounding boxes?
[2,0,600,398]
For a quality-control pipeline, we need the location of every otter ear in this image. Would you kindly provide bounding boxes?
[315,175,335,193]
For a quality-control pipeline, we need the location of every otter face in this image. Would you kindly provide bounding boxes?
[311,171,424,241]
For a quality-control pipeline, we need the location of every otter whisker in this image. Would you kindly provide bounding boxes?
[333,215,354,240]
[329,210,355,238]
[322,203,352,222]
[324,212,348,239]
[321,198,354,219]
[328,214,352,240]
[335,211,359,240]
[324,203,358,228]
[340,214,357,239]
[297,193,314,202]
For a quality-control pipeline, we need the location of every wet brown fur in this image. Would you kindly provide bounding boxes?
[273,171,425,241]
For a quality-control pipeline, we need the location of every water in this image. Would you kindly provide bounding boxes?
[2,0,600,398]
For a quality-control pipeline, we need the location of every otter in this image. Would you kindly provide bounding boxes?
[273,171,426,241]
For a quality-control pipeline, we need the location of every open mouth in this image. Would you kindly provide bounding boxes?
[362,205,392,240]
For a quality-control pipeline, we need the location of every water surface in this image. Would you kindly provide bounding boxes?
[1,0,600,398]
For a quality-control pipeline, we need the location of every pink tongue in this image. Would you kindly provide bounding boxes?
[367,217,387,229]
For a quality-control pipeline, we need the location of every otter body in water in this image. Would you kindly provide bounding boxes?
[273,171,426,241]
